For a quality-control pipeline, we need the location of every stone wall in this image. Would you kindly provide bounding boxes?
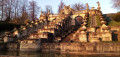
[6,43,19,51]
[3,43,41,51]
[0,43,5,50]
[41,43,120,53]
[20,43,41,51]
[4,42,120,53]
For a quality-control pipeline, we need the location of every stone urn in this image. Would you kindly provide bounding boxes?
[101,21,106,24]
[100,18,104,21]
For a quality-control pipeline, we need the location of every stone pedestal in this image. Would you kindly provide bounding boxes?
[101,32,112,41]
[89,37,100,43]
[86,9,89,13]
[89,32,100,43]
[72,33,76,40]
[90,27,96,32]
[79,33,87,42]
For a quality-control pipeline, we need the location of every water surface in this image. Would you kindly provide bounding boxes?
[0,51,120,57]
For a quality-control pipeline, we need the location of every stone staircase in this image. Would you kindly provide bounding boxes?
[61,32,74,42]
[61,26,82,42]
[2,20,47,43]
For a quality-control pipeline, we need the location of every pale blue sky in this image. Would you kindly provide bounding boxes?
[32,0,118,14]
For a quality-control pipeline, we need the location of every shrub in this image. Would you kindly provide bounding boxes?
[111,12,120,22]
[96,16,101,26]
[0,22,20,32]
[108,20,120,26]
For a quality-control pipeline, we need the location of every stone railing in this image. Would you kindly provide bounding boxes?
[41,43,120,53]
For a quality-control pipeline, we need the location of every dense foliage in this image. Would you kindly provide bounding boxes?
[0,0,40,24]
[104,12,120,26]
[87,16,91,27]
[0,22,20,33]
[111,12,120,22]
[96,16,101,26]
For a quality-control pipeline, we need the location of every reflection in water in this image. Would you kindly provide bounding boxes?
[0,51,120,57]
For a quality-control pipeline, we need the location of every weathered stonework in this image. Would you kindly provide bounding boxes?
[79,33,87,42]
[101,32,112,41]
[41,43,120,53]
[1,1,116,52]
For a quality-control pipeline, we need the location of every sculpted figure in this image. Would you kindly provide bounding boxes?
[97,1,101,10]
[86,3,89,9]
[48,10,50,14]
[41,11,43,15]
[97,1,100,7]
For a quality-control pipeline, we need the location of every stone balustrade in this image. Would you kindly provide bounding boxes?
[41,43,120,53]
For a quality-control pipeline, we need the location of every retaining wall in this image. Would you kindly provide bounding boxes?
[41,43,120,53]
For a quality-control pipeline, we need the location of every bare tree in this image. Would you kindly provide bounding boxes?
[0,0,14,22]
[29,0,40,21]
[0,0,6,21]
[12,0,21,19]
[4,0,13,20]
[72,3,85,11]
[58,0,64,13]
[0,0,40,23]
[20,0,29,23]
[4,0,29,23]
[21,0,28,14]
[112,0,120,8]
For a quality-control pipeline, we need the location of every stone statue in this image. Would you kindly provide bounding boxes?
[97,1,100,7]
[86,3,89,9]
[48,10,50,14]
[64,5,72,14]
[97,1,101,10]
[41,11,43,15]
